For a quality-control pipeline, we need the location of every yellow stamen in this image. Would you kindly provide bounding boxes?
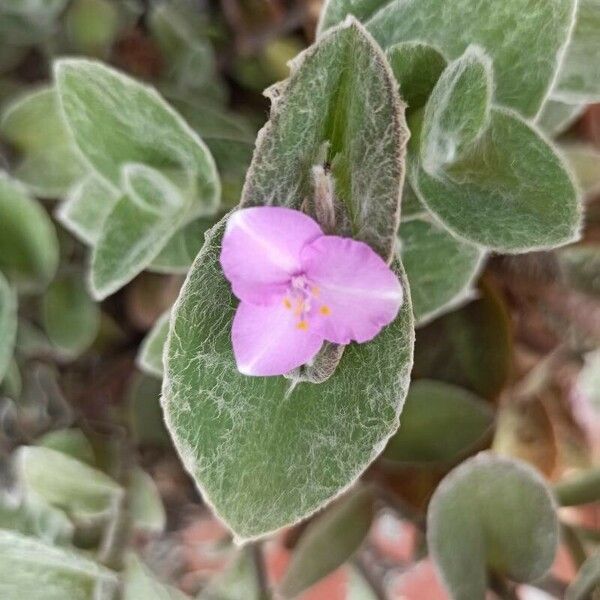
[294,299,304,316]
[319,305,331,316]
[283,298,292,309]
[296,320,309,330]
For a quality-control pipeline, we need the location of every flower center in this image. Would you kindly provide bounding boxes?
[283,274,330,330]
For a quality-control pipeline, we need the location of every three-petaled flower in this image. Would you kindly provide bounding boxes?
[220,206,403,376]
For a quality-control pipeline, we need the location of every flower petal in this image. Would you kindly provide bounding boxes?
[220,207,323,304]
[232,300,324,376]
[301,236,403,344]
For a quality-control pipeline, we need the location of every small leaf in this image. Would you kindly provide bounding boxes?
[241,16,408,261]
[566,548,600,600]
[386,41,447,112]
[0,495,74,545]
[90,167,188,299]
[128,467,166,533]
[137,310,170,378]
[559,244,600,296]
[561,144,600,196]
[420,47,492,172]
[65,0,120,57]
[36,428,96,465]
[0,87,86,196]
[412,108,581,252]
[54,58,220,212]
[123,554,189,600]
[427,453,559,600]
[536,99,585,137]
[199,549,261,600]
[413,281,512,399]
[0,529,118,600]
[399,216,484,324]
[17,446,123,521]
[320,0,577,118]
[163,221,414,540]
[0,172,59,292]
[56,174,119,245]
[0,271,17,384]
[555,0,600,103]
[149,216,217,274]
[42,273,100,358]
[127,373,170,447]
[383,380,493,465]
[279,486,375,598]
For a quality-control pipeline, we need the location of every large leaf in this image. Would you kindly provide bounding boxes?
[0,172,59,292]
[383,380,493,465]
[412,107,581,252]
[399,216,484,325]
[16,446,123,521]
[163,221,414,540]
[427,453,559,600]
[0,530,118,600]
[319,0,577,118]
[554,0,600,103]
[54,58,219,214]
[279,486,375,598]
[0,271,17,384]
[241,17,408,261]
[42,273,100,358]
[0,87,86,196]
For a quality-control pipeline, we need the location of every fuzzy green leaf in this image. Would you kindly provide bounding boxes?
[137,310,170,378]
[427,453,559,600]
[56,174,119,245]
[163,220,414,541]
[555,0,600,103]
[320,0,577,118]
[17,446,123,521]
[0,530,118,600]
[383,380,493,465]
[559,244,600,296]
[54,58,220,213]
[0,272,17,384]
[241,17,408,261]
[128,468,166,533]
[420,47,492,171]
[36,428,96,465]
[42,274,100,358]
[412,108,581,252]
[562,144,600,196]
[399,217,484,324]
[0,172,59,292]
[536,100,585,137]
[90,166,188,299]
[279,486,375,598]
[199,550,261,600]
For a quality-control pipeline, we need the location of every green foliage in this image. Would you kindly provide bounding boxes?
[137,310,170,377]
[0,271,17,383]
[42,274,100,358]
[566,548,600,600]
[279,486,375,597]
[0,530,118,600]
[0,87,86,196]
[127,468,166,533]
[399,215,484,325]
[427,454,559,600]
[0,172,59,292]
[383,380,493,465]
[123,554,189,600]
[320,0,576,118]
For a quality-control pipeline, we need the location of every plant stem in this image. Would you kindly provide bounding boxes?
[562,524,588,569]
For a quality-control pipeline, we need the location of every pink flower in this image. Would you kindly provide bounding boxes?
[220,207,403,376]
